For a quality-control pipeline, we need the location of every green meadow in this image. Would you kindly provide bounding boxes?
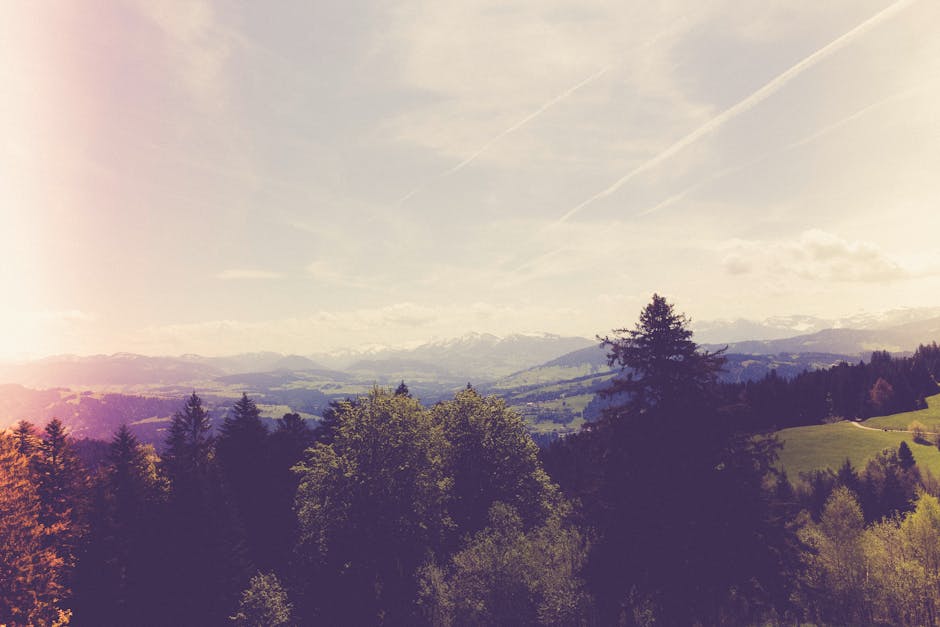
[775,395,940,480]
[862,393,940,432]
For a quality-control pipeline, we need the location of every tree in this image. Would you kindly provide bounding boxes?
[799,487,868,624]
[161,393,249,626]
[395,381,411,397]
[34,418,86,595]
[230,572,292,627]
[216,394,273,569]
[870,377,895,412]
[162,392,214,486]
[267,412,315,570]
[552,295,795,624]
[909,421,928,444]
[71,425,165,625]
[898,440,916,471]
[418,503,589,626]
[433,388,558,538]
[294,389,450,625]
[12,419,40,458]
[599,293,725,413]
[0,432,71,626]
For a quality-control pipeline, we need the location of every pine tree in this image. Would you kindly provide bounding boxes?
[163,392,214,487]
[268,412,314,570]
[559,295,793,623]
[12,419,40,458]
[216,394,272,569]
[35,418,86,594]
[599,293,725,413]
[0,433,71,626]
[898,440,916,472]
[71,425,165,625]
[161,393,249,626]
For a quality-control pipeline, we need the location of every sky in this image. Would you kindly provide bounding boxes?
[1,0,939,358]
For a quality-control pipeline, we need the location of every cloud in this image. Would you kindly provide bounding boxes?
[216,269,283,280]
[553,0,919,226]
[722,230,912,283]
[306,260,378,290]
[125,0,235,111]
[384,0,712,172]
[395,63,613,205]
[129,301,586,355]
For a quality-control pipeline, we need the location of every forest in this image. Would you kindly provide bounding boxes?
[5,295,940,626]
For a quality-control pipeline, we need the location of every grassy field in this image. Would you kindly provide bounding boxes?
[863,394,940,432]
[775,419,940,480]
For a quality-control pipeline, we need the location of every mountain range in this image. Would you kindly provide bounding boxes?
[3,314,940,391]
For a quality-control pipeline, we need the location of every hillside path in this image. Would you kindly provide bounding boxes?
[848,421,884,432]
[847,420,916,434]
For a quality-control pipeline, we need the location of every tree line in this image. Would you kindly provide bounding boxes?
[3,295,940,625]
[729,344,940,431]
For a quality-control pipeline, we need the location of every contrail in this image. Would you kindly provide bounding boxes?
[394,9,708,207]
[395,65,612,206]
[636,84,926,218]
[551,0,918,227]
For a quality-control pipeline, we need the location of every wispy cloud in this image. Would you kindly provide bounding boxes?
[396,64,613,205]
[131,301,586,355]
[124,0,235,111]
[216,269,284,280]
[636,84,929,218]
[552,0,919,227]
[306,260,378,291]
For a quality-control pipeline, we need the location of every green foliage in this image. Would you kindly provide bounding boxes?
[434,388,558,536]
[909,420,929,444]
[864,392,940,431]
[419,503,590,627]
[776,421,940,479]
[798,487,868,623]
[294,388,451,624]
[230,571,292,627]
[799,491,940,624]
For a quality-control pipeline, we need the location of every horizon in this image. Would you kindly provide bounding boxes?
[4,302,940,363]
[3,1,939,360]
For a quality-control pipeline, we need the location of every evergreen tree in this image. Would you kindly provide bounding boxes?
[12,419,40,458]
[599,293,725,413]
[0,433,71,626]
[161,393,249,626]
[216,394,273,569]
[395,380,411,397]
[268,412,314,571]
[35,418,86,596]
[71,425,165,625]
[898,440,916,471]
[550,295,796,623]
[163,392,214,486]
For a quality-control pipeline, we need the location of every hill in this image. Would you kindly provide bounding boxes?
[775,394,940,480]
[709,316,940,357]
